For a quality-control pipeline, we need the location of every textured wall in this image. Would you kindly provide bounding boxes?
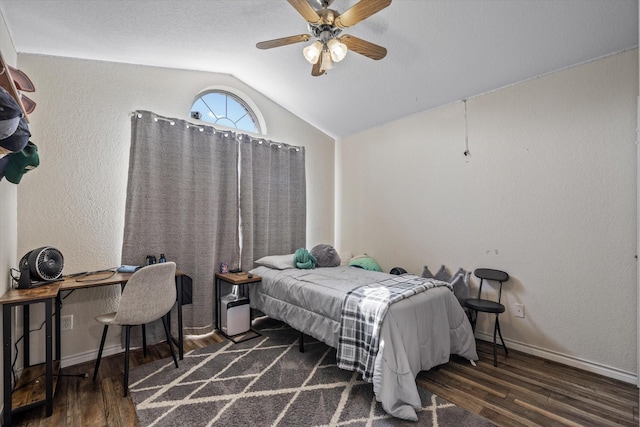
[4,37,638,385]
[337,50,638,380]
[0,10,18,414]
[15,55,334,363]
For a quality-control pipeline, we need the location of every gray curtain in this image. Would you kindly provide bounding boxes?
[239,136,306,270]
[122,111,239,340]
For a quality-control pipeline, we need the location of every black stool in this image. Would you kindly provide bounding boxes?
[465,268,509,367]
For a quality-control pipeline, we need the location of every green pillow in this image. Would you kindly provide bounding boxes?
[349,254,382,272]
[294,248,317,269]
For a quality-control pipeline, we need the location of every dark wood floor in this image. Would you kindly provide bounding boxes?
[10,335,639,427]
[418,341,638,427]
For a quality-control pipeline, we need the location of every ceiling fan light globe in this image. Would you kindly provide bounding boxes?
[303,41,323,64]
[321,49,334,71]
[328,38,348,62]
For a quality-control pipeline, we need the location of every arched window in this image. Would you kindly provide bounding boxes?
[190,90,261,134]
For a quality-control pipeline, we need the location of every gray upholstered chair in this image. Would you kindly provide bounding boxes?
[92,261,179,396]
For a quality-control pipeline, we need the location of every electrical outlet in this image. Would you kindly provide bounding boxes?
[514,303,524,318]
[61,315,73,331]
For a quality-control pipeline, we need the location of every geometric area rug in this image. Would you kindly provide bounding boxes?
[129,320,495,427]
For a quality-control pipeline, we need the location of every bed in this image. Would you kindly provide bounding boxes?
[248,265,478,421]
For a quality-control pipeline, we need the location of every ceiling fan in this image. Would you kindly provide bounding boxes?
[256,0,392,76]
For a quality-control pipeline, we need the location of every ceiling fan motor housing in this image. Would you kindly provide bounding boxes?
[309,23,342,43]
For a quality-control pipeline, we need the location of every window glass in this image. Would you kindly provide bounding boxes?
[190,91,260,134]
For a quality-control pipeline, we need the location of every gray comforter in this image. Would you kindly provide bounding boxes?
[248,265,478,421]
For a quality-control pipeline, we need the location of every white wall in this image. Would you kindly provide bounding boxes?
[637,5,640,390]
[15,54,335,364]
[0,10,18,415]
[337,50,638,381]
[2,21,636,390]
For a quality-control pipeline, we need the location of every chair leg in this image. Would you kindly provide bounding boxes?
[161,315,178,368]
[123,325,131,397]
[93,325,109,382]
[492,315,499,367]
[492,314,509,367]
[496,315,508,356]
[142,324,147,358]
[469,310,477,332]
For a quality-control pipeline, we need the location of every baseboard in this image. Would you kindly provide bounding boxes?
[0,344,124,423]
[67,337,638,385]
[60,343,123,369]
[474,332,638,386]
[6,343,122,382]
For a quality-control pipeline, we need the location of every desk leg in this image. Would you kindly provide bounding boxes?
[23,304,29,368]
[176,276,183,360]
[55,294,62,361]
[214,278,219,331]
[45,299,53,416]
[3,304,12,427]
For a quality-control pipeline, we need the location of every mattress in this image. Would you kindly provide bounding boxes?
[248,265,478,420]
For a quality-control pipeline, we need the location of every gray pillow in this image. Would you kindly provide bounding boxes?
[450,269,470,307]
[310,244,341,267]
[434,265,452,282]
[451,267,464,281]
[421,265,434,279]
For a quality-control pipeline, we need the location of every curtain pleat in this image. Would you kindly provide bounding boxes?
[239,137,306,270]
[122,111,239,341]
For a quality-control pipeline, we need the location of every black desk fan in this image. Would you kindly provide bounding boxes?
[17,246,64,289]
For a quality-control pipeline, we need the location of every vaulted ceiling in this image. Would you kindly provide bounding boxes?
[0,0,637,138]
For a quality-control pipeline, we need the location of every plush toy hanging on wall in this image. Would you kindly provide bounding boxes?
[0,141,39,183]
[0,86,38,183]
[0,86,26,147]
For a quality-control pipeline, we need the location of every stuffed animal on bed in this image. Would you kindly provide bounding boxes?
[294,248,317,269]
[310,244,341,267]
[348,253,382,272]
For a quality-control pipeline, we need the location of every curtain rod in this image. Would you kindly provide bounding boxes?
[131,110,301,151]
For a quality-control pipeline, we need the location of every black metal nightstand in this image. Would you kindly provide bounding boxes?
[214,272,262,343]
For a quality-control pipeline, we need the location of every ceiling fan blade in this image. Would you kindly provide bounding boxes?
[311,57,325,76]
[256,34,311,49]
[341,34,387,60]
[287,0,321,24]
[335,0,392,28]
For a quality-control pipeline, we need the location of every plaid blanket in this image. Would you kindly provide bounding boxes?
[337,274,451,381]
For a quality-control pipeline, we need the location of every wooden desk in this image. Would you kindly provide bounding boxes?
[0,283,61,427]
[58,269,187,359]
[0,268,187,426]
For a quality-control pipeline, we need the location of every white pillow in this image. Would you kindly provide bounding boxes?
[339,251,352,265]
[254,254,295,270]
